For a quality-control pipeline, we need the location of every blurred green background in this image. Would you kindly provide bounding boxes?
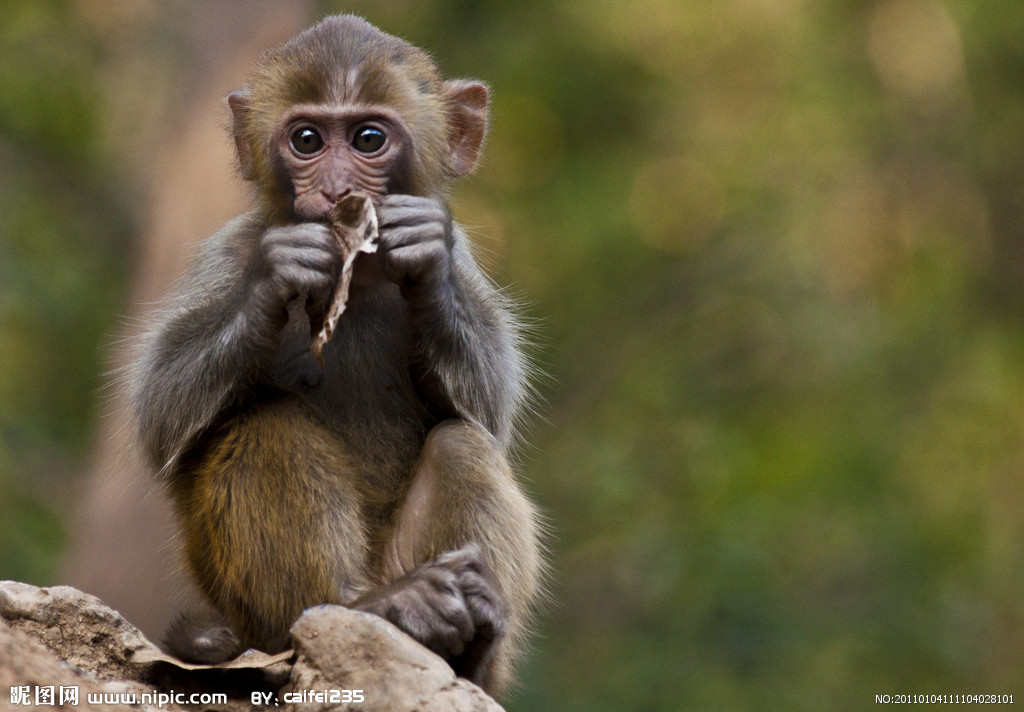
[2,0,1023,708]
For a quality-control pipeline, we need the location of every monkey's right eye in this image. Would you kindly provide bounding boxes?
[290,127,325,155]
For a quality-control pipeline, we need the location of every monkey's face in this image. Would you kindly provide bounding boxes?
[275,104,409,222]
[228,15,485,223]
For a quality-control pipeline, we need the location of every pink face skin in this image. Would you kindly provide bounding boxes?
[276,104,408,222]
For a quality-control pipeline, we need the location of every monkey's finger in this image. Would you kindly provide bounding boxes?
[428,621,469,658]
[378,223,446,250]
[433,594,476,643]
[378,202,447,229]
[381,242,448,285]
[275,263,337,289]
[415,565,478,642]
[379,193,442,211]
[457,562,506,632]
[438,544,506,639]
[264,223,336,250]
[393,601,467,658]
[260,265,337,308]
[265,244,339,273]
[437,543,486,573]
[462,583,506,640]
[263,239,338,262]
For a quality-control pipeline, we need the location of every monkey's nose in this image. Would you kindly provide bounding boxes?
[322,186,353,204]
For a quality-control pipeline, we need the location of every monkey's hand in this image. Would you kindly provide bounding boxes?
[352,544,505,685]
[248,223,341,337]
[376,194,454,300]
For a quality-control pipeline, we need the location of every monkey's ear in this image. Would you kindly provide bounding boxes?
[227,89,256,181]
[443,80,489,178]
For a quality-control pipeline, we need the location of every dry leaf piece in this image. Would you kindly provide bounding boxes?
[132,646,294,670]
[309,193,379,363]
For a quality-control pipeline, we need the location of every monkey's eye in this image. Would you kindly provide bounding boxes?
[352,126,386,154]
[290,127,324,155]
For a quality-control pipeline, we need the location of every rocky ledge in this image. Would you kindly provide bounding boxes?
[0,581,502,711]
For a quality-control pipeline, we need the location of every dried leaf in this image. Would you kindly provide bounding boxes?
[310,193,379,363]
[131,646,294,670]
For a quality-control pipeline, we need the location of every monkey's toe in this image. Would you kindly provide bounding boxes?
[164,612,244,664]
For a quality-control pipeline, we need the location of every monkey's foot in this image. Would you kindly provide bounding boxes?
[163,610,245,665]
[353,543,506,685]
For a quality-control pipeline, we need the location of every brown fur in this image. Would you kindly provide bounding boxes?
[173,395,369,652]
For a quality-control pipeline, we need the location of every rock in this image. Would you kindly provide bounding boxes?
[0,581,154,680]
[0,622,118,711]
[0,581,505,712]
[285,605,503,712]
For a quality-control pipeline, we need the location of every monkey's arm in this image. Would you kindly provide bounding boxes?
[377,196,526,446]
[130,215,339,471]
[130,217,265,471]
[414,237,526,446]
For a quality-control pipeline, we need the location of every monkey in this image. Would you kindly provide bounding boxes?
[127,15,542,697]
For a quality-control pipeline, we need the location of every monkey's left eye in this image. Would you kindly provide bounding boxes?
[352,126,387,154]
[290,127,324,155]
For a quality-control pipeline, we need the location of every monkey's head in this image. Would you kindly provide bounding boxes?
[228,15,488,223]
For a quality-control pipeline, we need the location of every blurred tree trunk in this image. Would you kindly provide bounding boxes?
[62,1,313,639]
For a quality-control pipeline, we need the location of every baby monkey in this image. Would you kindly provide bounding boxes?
[129,15,542,696]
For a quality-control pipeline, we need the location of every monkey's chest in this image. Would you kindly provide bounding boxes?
[271,288,427,474]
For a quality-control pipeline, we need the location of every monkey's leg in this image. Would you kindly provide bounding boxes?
[171,395,369,658]
[378,419,543,696]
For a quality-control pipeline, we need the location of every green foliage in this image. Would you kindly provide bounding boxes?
[346,0,1024,706]
[0,473,65,584]
[0,0,103,165]
[0,0,131,584]
[4,0,1024,707]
